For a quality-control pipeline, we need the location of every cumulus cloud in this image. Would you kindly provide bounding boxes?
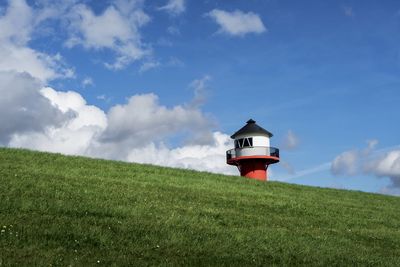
[331,150,359,176]
[4,78,233,175]
[94,92,215,158]
[0,0,73,81]
[331,140,400,190]
[331,139,377,176]
[0,44,73,82]
[208,9,266,37]
[65,1,151,70]
[127,132,236,175]
[9,86,107,155]
[367,150,400,188]
[0,71,70,144]
[0,0,34,45]
[1,69,231,175]
[159,0,185,16]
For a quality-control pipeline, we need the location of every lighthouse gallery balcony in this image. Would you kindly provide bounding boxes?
[226,146,280,164]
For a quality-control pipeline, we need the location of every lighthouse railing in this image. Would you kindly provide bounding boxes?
[226,146,279,160]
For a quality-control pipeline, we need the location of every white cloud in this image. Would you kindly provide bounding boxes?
[0,44,73,82]
[65,1,151,70]
[139,60,161,73]
[367,150,400,188]
[3,74,234,175]
[0,71,70,144]
[331,141,400,191]
[0,0,34,45]
[0,0,73,81]
[331,139,378,176]
[82,77,94,87]
[331,150,359,176]
[9,87,107,156]
[159,0,185,16]
[189,75,210,108]
[282,130,299,150]
[96,93,215,159]
[41,87,107,129]
[208,9,266,37]
[127,132,236,175]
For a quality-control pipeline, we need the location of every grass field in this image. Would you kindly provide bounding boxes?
[1,148,400,266]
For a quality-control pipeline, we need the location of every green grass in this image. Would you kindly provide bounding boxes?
[1,148,399,266]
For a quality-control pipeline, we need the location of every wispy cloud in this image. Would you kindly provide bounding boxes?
[277,162,331,181]
[139,60,161,73]
[167,57,184,67]
[342,6,354,17]
[281,130,299,150]
[159,0,185,16]
[167,26,180,35]
[82,77,93,87]
[189,75,211,108]
[207,9,266,37]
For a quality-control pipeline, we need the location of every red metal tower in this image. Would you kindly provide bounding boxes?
[226,119,280,181]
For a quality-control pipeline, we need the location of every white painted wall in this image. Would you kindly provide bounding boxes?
[253,136,270,147]
[235,147,272,157]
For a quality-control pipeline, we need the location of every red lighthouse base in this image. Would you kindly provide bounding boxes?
[227,155,279,181]
[239,159,269,181]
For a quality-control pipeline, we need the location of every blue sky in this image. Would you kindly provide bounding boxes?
[1,0,400,195]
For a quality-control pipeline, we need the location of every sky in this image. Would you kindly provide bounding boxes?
[1,0,400,196]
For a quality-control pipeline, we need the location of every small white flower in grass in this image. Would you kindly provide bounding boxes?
[97,260,100,263]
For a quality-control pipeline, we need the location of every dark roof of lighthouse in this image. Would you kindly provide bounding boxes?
[231,119,273,139]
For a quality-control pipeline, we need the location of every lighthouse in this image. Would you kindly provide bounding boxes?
[226,119,280,181]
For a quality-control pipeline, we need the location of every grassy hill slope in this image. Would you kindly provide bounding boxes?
[1,148,399,266]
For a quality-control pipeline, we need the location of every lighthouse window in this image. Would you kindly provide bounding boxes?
[235,137,253,148]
